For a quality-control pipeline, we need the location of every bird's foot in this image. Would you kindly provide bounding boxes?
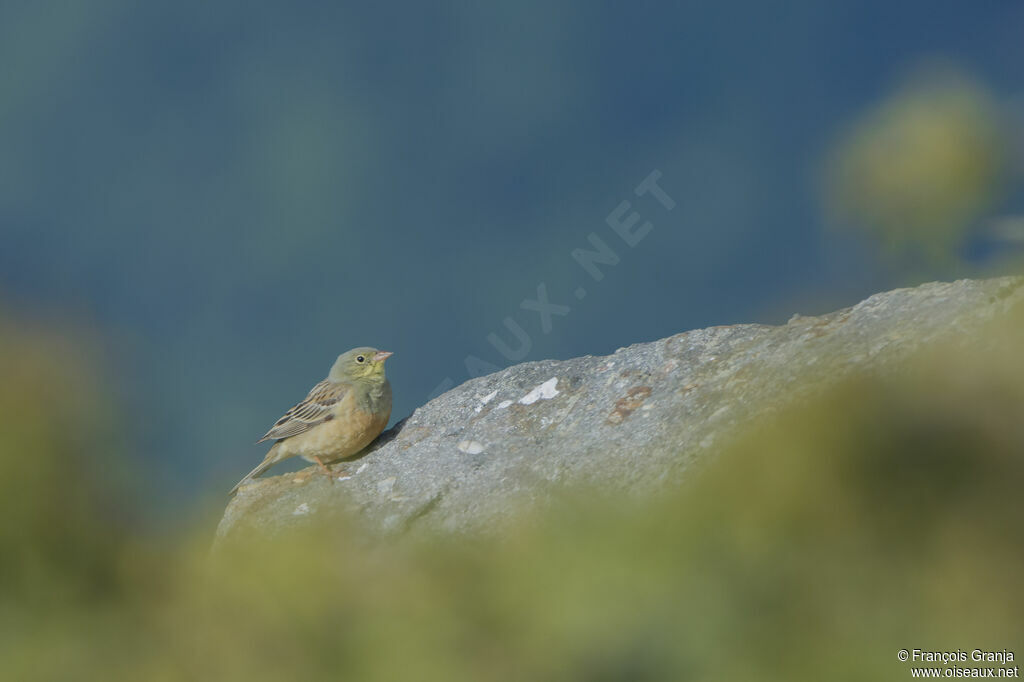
[312,456,335,483]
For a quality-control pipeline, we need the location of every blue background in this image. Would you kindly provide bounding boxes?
[1,2,1021,513]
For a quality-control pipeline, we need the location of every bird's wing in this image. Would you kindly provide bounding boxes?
[257,379,348,443]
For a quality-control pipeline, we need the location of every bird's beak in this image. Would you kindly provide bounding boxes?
[373,350,394,362]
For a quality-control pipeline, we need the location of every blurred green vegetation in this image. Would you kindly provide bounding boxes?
[826,64,1013,264]
[2,300,1023,680]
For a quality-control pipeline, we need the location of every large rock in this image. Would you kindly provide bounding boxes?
[216,277,1023,542]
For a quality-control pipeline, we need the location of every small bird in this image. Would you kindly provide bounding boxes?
[230,347,393,495]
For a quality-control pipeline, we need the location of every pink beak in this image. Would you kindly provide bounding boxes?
[373,350,394,362]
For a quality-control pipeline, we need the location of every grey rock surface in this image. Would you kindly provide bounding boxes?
[216,277,1023,542]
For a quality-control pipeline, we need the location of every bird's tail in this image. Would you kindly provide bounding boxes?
[229,444,280,496]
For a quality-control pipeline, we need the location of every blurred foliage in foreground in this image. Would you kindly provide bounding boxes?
[2,300,1023,681]
[826,63,1014,263]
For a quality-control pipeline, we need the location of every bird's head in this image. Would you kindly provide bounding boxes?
[329,347,393,383]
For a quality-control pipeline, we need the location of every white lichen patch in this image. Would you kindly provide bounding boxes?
[356,462,369,475]
[458,440,485,455]
[335,474,352,482]
[292,503,312,516]
[709,405,730,420]
[474,390,499,413]
[519,377,559,405]
[496,400,514,409]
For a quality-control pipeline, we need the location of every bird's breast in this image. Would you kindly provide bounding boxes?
[283,385,391,463]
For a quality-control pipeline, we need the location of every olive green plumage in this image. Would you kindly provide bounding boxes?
[230,347,393,495]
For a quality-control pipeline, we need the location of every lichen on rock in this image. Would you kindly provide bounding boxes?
[217,277,1024,544]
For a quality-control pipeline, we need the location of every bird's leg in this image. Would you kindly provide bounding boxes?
[311,456,335,482]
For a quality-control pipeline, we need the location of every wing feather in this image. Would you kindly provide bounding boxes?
[257,380,348,443]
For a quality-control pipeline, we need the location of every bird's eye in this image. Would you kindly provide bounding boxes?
[356,355,365,363]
